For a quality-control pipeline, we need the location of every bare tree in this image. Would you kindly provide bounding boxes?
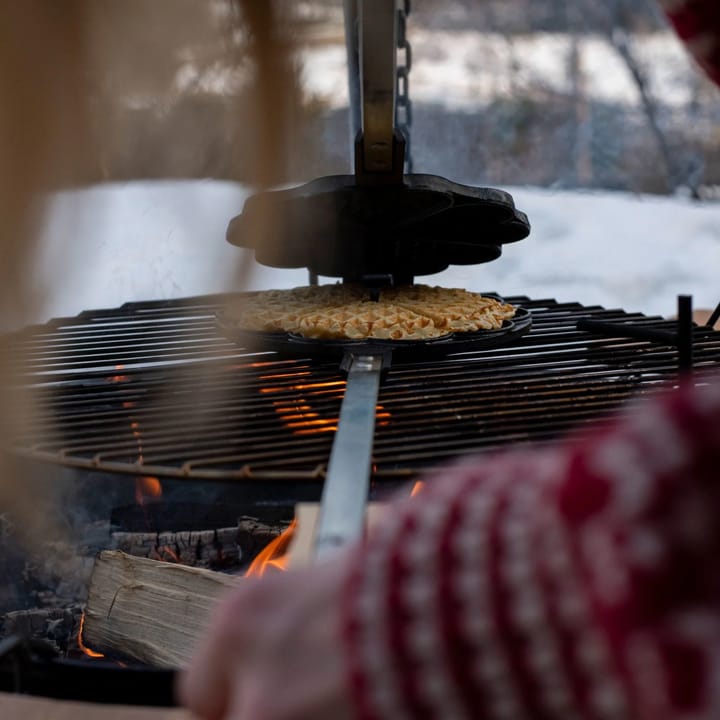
[583,0,690,193]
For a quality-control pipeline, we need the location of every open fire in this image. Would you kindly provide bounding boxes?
[78,613,104,659]
[3,292,720,704]
[245,519,297,576]
[261,375,391,435]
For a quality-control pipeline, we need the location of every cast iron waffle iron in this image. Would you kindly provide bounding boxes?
[218,296,531,558]
[227,1,530,284]
[227,175,530,283]
[223,2,532,556]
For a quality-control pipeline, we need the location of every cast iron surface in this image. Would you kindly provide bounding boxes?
[5,293,720,484]
[227,174,530,281]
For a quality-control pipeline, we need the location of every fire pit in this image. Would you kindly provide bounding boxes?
[10,293,719,482]
[2,290,720,706]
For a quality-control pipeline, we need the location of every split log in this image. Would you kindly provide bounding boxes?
[83,551,240,668]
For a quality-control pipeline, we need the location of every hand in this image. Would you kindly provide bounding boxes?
[178,550,355,720]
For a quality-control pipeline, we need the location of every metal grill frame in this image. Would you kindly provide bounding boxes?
[7,293,720,484]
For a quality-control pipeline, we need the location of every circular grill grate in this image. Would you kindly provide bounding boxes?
[6,293,720,483]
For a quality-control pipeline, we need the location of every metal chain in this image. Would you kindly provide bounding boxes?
[396,0,413,173]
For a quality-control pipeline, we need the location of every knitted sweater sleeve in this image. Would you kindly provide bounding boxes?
[341,380,720,720]
[658,0,720,85]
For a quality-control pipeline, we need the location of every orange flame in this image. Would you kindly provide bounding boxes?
[135,476,162,505]
[259,372,312,380]
[262,377,392,436]
[376,404,391,426]
[275,400,338,434]
[78,612,105,658]
[262,379,345,435]
[130,418,144,463]
[260,380,346,395]
[245,520,297,577]
[410,481,425,497]
[108,363,129,383]
[152,545,180,563]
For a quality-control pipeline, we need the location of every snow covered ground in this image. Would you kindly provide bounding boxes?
[35,180,720,325]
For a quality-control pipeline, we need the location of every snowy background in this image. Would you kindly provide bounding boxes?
[30,3,720,326]
[36,180,720,324]
[302,29,699,111]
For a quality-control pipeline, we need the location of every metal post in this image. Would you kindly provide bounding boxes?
[677,294,693,373]
[343,0,361,170]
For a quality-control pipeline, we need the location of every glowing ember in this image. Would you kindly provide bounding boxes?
[411,481,425,496]
[129,416,148,466]
[260,380,346,394]
[78,612,104,658]
[263,378,392,436]
[259,372,312,380]
[376,404,391,426]
[108,363,129,383]
[153,545,180,563]
[245,520,297,577]
[262,378,346,435]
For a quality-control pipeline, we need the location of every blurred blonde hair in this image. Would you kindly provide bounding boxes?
[0,1,92,533]
[0,0,297,537]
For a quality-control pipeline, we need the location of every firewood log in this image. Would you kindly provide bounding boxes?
[83,551,239,668]
[85,504,388,666]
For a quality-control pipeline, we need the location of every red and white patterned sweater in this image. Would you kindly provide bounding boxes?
[342,379,720,720]
[340,6,720,719]
[659,0,720,84]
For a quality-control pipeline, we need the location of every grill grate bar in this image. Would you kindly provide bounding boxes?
[8,294,720,483]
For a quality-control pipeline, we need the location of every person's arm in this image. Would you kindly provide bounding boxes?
[341,379,720,720]
[180,379,720,719]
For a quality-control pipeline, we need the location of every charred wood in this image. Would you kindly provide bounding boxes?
[0,606,82,654]
[111,516,288,570]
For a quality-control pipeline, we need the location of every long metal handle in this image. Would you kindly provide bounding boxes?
[359,0,398,173]
[314,353,383,559]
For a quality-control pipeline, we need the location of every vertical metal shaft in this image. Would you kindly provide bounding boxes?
[677,294,693,373]
[359,0,398,173]
[343,0,361,169]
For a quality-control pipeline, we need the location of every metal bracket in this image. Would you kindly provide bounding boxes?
[576,294,694,374]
